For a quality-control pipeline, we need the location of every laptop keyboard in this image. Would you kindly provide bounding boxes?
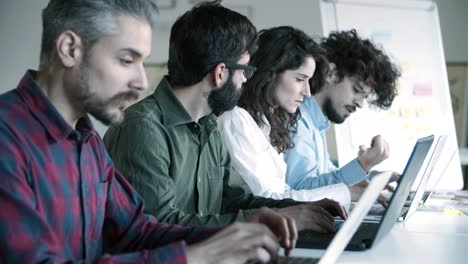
[297,221,376,250]
[279,256,320,264]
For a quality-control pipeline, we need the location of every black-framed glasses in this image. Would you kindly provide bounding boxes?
[224,62,257,79]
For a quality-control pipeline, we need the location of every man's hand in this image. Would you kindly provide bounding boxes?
[357,135,390,173]
[310,198,349,219]
[247,207,297,257]
[349,172,400,207]
[370,171,400,192]
[348,180,368,202]
[277,199,348,232]
[186,222,279,264]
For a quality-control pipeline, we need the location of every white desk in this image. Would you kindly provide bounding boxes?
[289,210,468,263]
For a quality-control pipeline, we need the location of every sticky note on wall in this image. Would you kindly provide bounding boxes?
[413,82,433,96]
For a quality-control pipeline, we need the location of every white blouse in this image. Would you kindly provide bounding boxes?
[218,106,351,207]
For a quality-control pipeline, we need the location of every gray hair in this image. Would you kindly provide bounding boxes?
[39,0,158,69]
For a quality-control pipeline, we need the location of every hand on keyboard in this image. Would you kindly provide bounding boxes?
[278,200,348,233]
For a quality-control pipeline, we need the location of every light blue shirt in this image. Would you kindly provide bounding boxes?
[284,97,368,190]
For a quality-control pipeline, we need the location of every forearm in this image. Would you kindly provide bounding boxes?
[222,191,302,213]
[289,183,351,208]
[288,159,367,189]
[2,243,189,264]
[148,204,253,226]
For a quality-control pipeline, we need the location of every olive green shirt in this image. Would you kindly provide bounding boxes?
[104,77,300,226]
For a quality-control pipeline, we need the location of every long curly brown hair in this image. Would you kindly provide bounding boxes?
[238,26,328,153]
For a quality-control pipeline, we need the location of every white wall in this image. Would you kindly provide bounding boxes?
[0,0,466,135]
[150,0,323,63]
[0,0,49,93]
[433,0,468,62]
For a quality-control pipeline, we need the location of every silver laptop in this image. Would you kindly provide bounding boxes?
[280,171,393,264]
[295,135,435,251]
[365,135,441,221]
[402,135,447,220]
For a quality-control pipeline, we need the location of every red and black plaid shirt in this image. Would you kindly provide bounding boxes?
[0,70,218,263]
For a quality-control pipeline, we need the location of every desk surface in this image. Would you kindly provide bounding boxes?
[289,210,468,264]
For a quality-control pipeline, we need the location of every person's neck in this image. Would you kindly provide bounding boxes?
[172,81,212,123]
[313,91,326,113]
[37,67,83,129]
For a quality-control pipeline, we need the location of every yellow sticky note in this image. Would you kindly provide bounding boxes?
[443,209,465,216]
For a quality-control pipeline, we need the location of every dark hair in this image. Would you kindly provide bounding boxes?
[39,0,158,69]
[238,26,328,153]
[168,0,257,86]
[322,29,400,109]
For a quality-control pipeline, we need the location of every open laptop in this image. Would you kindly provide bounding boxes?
[421,142,459,203]
[295,135,435,251]
[280,171,393,264]
[402,135,447,220]
[367,135,446,221]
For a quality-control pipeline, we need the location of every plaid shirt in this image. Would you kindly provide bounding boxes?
[0,70,217,263]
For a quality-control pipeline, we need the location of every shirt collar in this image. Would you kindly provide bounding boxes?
[302,96,330,132]
[16,70,97,142]
[153,76,217,128]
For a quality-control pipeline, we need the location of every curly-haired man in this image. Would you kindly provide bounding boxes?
[284,30,401,205]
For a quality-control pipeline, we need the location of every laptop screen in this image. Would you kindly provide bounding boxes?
[372,135,434,245]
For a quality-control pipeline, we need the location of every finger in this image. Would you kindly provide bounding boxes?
[384,139,390,154]
[243,247,272,264]
[275,214,291,251]
[377,194,389,208]
[311,206,336,232]
[316,213,336,233]
[342,205,350,219]
[315,205,335,221]
[325,200,347,219]
[248,207,291,250]
[372,135,383,146]
[334,204,348,219]
[390,172,400,182]
[283,216,297,256]
[358,145,368,156]
[270,251,280,264]
[245,226,280,261]
[385,183,395,192]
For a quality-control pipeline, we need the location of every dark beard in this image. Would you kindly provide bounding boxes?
[323,97,345,124]
[207,73,242,115]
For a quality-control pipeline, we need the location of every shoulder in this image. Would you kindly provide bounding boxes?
[104,101,168,152]
[0,90,32,147]
[123,95,163,123]
[0,94,31,167]
[0,89,26,122]
[218,106,257,130]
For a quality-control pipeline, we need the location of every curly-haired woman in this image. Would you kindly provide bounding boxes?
[218,26,353,206]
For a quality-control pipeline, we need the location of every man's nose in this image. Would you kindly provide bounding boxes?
[130,64,148,92]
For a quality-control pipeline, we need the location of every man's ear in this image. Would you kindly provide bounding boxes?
[326,62,338,84]
[211,63,228,88]
[56,30,84,68]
